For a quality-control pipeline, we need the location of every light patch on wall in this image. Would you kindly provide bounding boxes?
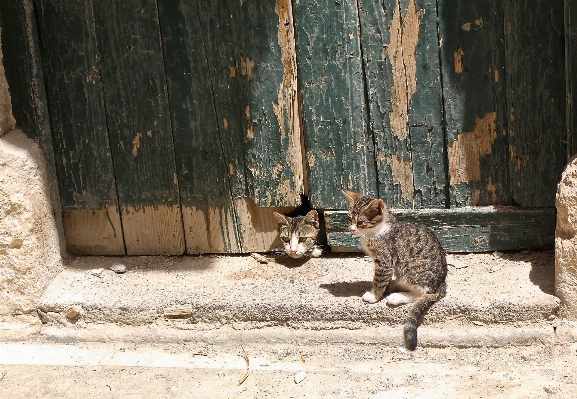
[454,46,464,74]
[132,132,142,157]
[447,112,497,184]
[387,0,421,141]
[387,154,414,203]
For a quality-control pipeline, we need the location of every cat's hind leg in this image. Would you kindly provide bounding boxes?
[385,291,420,306]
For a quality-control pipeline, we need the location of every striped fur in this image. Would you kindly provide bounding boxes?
[343,190,447,350]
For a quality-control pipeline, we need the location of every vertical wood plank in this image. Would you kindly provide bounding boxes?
[157,0,241,253]
[241,0,304,208]
[93,0,184,255]
[438,0,509,207]
[505,0,566,208]
[408,0,447,209]
[34,0,124,254]
[294,0,376,209]
[359,0,447,209]
[567,0,577,157]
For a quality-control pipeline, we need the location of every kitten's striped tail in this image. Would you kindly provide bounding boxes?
[404,282,447,351]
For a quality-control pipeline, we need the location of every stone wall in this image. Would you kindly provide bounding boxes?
[0,27,63,319]
[556,156,577,320]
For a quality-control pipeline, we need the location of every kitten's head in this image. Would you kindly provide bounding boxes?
[273,210,320,258]
[342,190,391,237]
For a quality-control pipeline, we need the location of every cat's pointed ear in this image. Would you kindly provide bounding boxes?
[369,199,387,215]
[342,190,362,203]
[303,210,320,229]
[273,212,290,227]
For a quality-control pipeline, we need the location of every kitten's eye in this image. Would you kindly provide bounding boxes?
[357,220,366,227]
[281,236,290,243]
[298,237,308,243]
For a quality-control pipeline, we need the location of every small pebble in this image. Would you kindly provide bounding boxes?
[87,268,104,277]
[294,370,307,384]
[218,371,225,378]
[110,263,127,274]
[64,305,82,319]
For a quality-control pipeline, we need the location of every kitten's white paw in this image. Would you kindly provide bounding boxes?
[385,292,413,306]
[362,291,379,303]
[310,247,322,258]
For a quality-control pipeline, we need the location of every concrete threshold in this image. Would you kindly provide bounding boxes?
[22,250,564,347]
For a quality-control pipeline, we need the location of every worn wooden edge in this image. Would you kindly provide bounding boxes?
[236,198,291,253]
[63,206,125,255]
[121,205,185,255]
[325,207,555,253]
[182,205,240,254]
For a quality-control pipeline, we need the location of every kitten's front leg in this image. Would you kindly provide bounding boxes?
[362,259,392,304]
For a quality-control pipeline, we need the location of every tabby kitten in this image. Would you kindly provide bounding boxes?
[343,190,447,350]
[273,210,322,258]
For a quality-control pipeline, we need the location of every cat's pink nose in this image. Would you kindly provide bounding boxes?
[349,225,357,233]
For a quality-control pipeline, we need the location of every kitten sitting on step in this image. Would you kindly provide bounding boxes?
[343,190,447,350]
[273,210,322,258]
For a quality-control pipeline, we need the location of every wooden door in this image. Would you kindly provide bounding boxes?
[0,0,570,254]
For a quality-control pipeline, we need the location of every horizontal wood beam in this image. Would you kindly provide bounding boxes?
[325,207,555,253]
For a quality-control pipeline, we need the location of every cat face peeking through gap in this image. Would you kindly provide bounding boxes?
[273,210,321,258]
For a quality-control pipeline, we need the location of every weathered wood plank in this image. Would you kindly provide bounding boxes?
[505,0,566,208]
[294,0,376,209]
[34,0,125,254]
[325,208,555,252]
[438,0,509,207]
[567,0,577,157]
[157,0,241,253]
[357,0,410,208]
[93,0,184,255]
[358,0,446,209]
[408,0,448,209]
[240,0,304,208]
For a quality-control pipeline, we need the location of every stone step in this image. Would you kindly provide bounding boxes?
[37,251,559,334]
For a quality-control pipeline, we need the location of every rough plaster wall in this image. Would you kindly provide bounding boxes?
[556,156,577,320]
[0,130,63,315]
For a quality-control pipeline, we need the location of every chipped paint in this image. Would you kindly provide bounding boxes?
[132,132,142,157]
[223,118,228,129]
[475,18,483,27]
[247,122,255,139]
[229,65,236,78]
[462,23,471,31]
[387,154,414,202]
[240,56,254,78]
[249,162,259,176]
[447,112,497,184]
[272,161,284,177]
[454,46,464,74]
[272,0,304,205]
[229,163,234,176]
[494,68,499,82]
[146,130,152,137]
[307,150,315,167]
[387,0,421,141]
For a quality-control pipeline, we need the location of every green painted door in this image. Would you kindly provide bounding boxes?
[1,0,570,254]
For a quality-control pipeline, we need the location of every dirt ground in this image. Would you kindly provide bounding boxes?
[2,334,577,398]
